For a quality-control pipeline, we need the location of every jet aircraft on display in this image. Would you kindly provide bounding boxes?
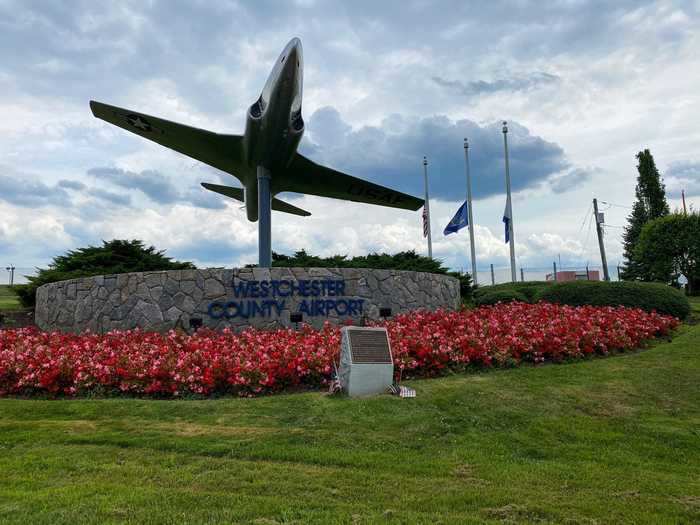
[90,38,424,266]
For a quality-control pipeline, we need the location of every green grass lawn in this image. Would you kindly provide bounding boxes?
[0,302,698,524]
[0,285,21,311]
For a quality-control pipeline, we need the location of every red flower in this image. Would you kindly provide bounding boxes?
[0,303,678,397]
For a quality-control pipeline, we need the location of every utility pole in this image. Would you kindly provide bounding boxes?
[502,121,516,282]
[593,198,610,281]
[5,265,15,287]
[422,156,433,259]
[464,138,477,285]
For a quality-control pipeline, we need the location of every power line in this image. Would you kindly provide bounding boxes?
[576,202,593,237]
[582,208,595,258]
[600,200,632,209]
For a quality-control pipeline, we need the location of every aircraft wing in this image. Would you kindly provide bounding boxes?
[280,153,424,211]
[90,101,244,176]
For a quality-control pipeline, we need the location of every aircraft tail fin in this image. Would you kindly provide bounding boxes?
[201,182,311,217]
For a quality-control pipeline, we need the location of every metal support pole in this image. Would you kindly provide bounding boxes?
[502,122,516,282]
[593,198,610,281]
[490,264,495,285]
[586,265,590,280]
[464,139,477,285]
[257,165,272,268]
[520,267,524,282]
[423,156,433,259]
[553,261,557,282]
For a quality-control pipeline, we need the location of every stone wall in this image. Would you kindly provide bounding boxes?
[35,268,460,333]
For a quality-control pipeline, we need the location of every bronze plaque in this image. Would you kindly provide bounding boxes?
[348,329,392,364]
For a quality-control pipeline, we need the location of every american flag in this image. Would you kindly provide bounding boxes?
[422,205,429,238]
[389,383,416,398]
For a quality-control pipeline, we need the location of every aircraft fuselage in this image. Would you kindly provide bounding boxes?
[242,38,304,220]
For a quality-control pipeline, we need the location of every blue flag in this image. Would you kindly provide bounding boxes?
[444,201,469,235]
[503,201,511,243]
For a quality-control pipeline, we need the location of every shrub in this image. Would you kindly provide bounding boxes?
[19,240,194,308]
[634,212,700,294]
[535,281,690,319]
[10,285,32,308]
[473,281,550,303]
[474,289,528,306]
[270,249,473,301]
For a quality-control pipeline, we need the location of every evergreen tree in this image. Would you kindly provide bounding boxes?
[621,149,669,280]
[268,249,473,300]
[15,240,194,307]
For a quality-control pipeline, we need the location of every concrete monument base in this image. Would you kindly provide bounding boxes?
[35,267,460,333]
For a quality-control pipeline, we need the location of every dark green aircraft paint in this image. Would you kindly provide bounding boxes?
[90,38,424,222]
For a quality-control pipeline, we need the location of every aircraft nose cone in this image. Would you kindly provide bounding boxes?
[282,38,302,81]
[288,37,302,51]
[285,38,302,65]
[287,41,301,62]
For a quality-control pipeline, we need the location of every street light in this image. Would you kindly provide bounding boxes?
[5,265,15,287]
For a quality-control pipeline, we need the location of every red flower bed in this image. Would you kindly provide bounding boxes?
[0,302,678,397]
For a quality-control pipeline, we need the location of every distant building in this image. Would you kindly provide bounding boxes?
[546,270,600,282]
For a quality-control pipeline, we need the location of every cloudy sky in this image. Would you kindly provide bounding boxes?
[1,0,698,282]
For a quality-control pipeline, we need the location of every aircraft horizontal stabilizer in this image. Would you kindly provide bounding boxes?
[201,182,244,201]
[271,197,311,217]
[201,182,311,217]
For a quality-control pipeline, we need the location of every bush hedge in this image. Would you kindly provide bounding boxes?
[473,281,550,303]
[271,249,474,301]
[474,289,529,306]
[534,281,690,319]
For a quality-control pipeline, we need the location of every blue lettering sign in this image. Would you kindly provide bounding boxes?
[208,279,364,320]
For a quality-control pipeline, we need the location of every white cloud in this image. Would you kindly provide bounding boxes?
[665,160,700,198]
[1,0,698,277]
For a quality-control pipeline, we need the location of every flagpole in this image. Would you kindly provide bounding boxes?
[423,156,433,259]
[464,138,477,285]
[502,121,516,282]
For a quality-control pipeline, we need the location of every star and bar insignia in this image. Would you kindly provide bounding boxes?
[126,114,152,132]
